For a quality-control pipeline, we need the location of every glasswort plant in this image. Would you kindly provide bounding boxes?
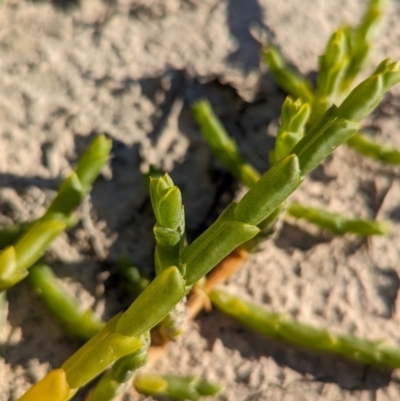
[4,1,400,400]
[14,57,400,400]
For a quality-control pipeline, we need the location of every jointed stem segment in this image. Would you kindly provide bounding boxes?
[191,100,261,189]
[133,373,223,401]
[29,263,105,339]
[210,288,400,369]
[287,202,390,236]
[347,132,400,164]
[0,135,112,291]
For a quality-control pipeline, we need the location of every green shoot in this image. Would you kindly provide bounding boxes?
[192,95,389,237]
[340,0,385,93]
[210,287,400,369]
[134,373,223,401]
[191,100,261,188]
[273,97,311,162]
[0,135,112,291]
[16,60,400,401]
[150,173,187,342]
[313,26,350,124]
[263,46,314,103]
[287,202,390,236]
[149,174,185,275]
[264,0,399,165]
[347,132,400,164]
[86,335,150,401]
[29,263,105,339]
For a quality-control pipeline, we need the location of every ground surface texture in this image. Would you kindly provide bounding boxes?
[1,1,400,400]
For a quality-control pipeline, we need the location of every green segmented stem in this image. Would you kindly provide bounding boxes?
[181,202,261,286]
[210,288,400,369]
[87,333,150,401]
[0,135,112,291]
[192,84,394,242]
[337,59,400,123]
[191,99,261,188]
[61,313,144,389]
[29,263,105,339]
[340,0,385,93]
[115,266,187,338]
[150,173,187,341]
[287,203,390,236]
[134,373,223,401]
[263,46,314,103]
[233,155,300,225]
[294,117,361,178]
[293,58,400,179]
[149,174,185,275]
[347,132,400,165]
[20,148,306,399]
[274,97,311,162]
[17,54,400,401]
[191,99,297,241]
[263,1,400,167]
[313,26,350,123]
[0,215,78,251]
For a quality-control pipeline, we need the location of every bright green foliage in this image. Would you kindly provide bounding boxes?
[287,203,390,236]
[265,0,385,123]
[0,135,112,292]
[150,174,185,274]
[294,59,400,178]
[181,203,260,285]
[0,223,65,290]
[87,334,150,401]
[191,99,300,242]
[347,133,400,164]
[263,46,314,103]
[317,27,350,99]
[264,0,400,165]
[191,100,261,188]
[337,59,400,122]
[150,173,187,341]
[134,373,223,401]
[116,266,187,337]
[62,152,310,399]
[234,155,300,225]
[294,116,360,178]
[29,263,105,339]
[0,217,78,251]
[341,0,385,92]
[61,313,144,389]
[210,288,400,369]
[23,135,333,400]
[192,64,399,241]
[74,136,112,195]
[274,97,311,162]
[313,27,350,123]
[14,18,400,398]
[45,135,111,220]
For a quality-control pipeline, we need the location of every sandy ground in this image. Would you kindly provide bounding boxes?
[1,0,400,400]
